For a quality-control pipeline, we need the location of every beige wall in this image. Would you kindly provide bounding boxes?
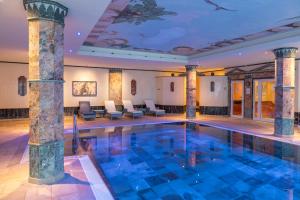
[2,61,300,110]
[64,67,109,107]
[122,70,157,105]
[156,76,186,105]
[0,63,29,108]
[199,76,228,107]
[0,63,169,108]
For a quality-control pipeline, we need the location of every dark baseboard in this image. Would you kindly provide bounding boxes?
[295,112,300,125]
[1,107,300,123]
[157,105,185,113]
[0,108,29,119]
[199,106,229,115]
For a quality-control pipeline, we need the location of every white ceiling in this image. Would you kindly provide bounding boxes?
[0,0,299,71]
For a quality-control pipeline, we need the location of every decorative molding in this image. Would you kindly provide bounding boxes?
[23,0,68,25]
[79,46,189,64]
[273,47,298,58]
[0,60,184,74]
[109,68,123,73]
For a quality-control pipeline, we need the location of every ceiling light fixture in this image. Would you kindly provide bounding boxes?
[76,32,81,36]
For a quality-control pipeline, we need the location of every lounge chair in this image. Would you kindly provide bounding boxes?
[78,101,96,120]
[122,100,143,119]
[104,100,123,119]
[144,100,165,116]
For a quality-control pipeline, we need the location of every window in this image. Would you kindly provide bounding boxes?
[210,81,215,92]
[18,76,27,96]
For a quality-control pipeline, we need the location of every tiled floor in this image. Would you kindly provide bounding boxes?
[0,156,96,200]
[1,114,300,200]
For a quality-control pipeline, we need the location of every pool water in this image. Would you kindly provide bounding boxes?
[76,123,300,200]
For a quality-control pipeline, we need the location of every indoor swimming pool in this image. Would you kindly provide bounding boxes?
[74,123,300,200]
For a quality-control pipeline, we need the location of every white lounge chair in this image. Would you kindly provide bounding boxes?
[104,100,123,119]
[144,100,165,116]
[123,100,143,119]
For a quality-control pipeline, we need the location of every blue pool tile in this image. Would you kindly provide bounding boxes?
[129,178,150,192]
[138,188,159,200]
[109,176,133,194]
[232,180,251,193]
[270,176,295,190]
[152,182,175,197]
[145,175,167,187]
[161,194,184,200]
[161,172,178,181]
[129,157,143,165]
[253,184,289,200]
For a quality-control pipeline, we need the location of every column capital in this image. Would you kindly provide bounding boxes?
[273,47,298,58]
[23,0,68,25]
[185,65,198,71]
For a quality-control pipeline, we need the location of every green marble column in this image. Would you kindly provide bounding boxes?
[273,47,298,137]
[23,0,68,184]
[186,65,198,119]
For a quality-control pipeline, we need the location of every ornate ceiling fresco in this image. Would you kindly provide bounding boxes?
[83,0,300,56]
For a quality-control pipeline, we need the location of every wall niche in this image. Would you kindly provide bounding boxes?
[210,81,215,92]
[131,79,137,96]
[170,82,175,92]
[18,76,27,96]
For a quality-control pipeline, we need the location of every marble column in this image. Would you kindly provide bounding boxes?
[109,68,123,106]
[273,47,298,137]
[23,0,68,184]
[186,65,198,119]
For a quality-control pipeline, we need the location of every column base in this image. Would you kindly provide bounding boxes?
[186,107,196,119]
[29,140,64,184]
[186,122,196,130]
[274,117,294,137]
[29,171,64,185]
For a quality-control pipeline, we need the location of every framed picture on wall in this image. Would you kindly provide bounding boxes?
[72,81,97,97]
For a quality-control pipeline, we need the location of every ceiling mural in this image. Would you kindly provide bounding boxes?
[84,0,300,56]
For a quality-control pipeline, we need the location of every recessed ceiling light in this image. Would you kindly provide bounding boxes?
[76,32,81,36]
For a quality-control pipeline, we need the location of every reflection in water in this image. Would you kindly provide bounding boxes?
[71,123,300,199]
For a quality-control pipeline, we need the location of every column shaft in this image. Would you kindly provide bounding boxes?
[186,65,197,119]
[24,0,68,184]
[273,47,298,137]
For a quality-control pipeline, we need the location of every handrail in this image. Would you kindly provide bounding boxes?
[72,113,79,154]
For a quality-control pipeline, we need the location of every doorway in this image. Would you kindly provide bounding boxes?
[253,79,275,121]
[231,80,244,118]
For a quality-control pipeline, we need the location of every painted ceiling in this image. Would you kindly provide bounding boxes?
[83,0,300,56]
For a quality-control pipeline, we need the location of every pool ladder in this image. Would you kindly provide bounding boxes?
[72,113,79,154]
